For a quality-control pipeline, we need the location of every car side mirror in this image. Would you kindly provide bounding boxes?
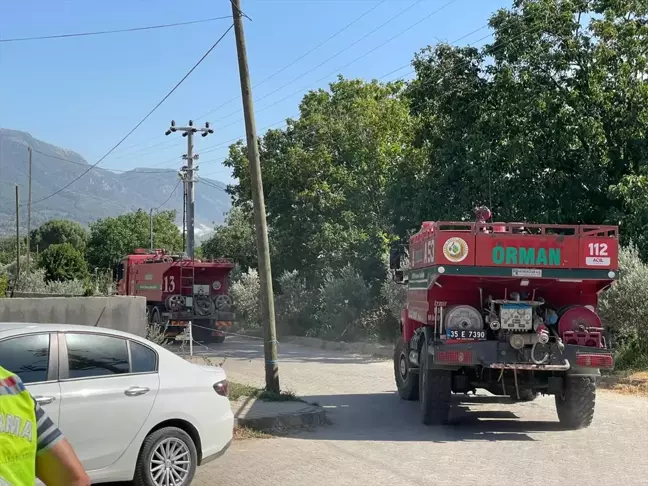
[389,246,402,270]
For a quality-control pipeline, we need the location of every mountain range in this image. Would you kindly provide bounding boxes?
[0,128,231,239]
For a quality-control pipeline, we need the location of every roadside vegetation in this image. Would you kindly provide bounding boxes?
[228,382,301,403]
[1,1,646,374]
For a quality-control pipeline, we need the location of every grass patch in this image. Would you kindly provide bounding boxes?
[228,381,303,402]
[233,425,273,440]
[600,370,648,397]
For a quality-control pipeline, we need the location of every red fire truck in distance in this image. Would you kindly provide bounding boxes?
[390,210,618,429]
[115,249,236,343]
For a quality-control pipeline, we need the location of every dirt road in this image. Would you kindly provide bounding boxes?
[192,336,648,486]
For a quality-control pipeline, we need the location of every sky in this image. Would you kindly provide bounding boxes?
[0,0,509,186]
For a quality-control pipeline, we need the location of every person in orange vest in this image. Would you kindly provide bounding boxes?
[0,365,90,485]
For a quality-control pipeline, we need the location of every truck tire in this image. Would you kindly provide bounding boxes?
[192,320,226,343]
[394,337,418,401]
[419,340,452,425]
[555,376,596,429]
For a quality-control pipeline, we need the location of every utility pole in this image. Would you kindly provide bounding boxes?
[165,120,212,258]
[182,181,187,253]
[26,146,32,272]
[232,0,280,393]
[149,208,154,251]
[15,185,20,285]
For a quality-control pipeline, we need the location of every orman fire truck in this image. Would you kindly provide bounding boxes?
[115,249,236,343]
[389,207,618,429]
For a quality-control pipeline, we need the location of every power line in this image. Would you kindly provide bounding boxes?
[211,0,432,124]
[100,0,443,164]
[153,180,182,211]
[195,0,388,121]
[104,0,386,159]
[170,19,491,163]
[29,148,170,174]
[229,0,253,21]
[25,24,234,207]
[0,16,232,43]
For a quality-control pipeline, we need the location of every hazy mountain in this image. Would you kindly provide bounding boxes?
[0,129,231,239]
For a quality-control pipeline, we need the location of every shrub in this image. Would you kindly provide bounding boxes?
[599,245,648,369]
[13,268,85,295]
[380,278,407,322]
[38,243,88,282]
[230,267,261,329]
[314,264,372,340]
[380,251,408,322]
[275,270,316,336]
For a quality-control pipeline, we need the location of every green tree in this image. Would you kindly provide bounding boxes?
[397,0,648,245]
[30,219,88,253]
[201,206,259,270]
[86,210,182,268]
[225,77,414,286]
[38,243,88,282]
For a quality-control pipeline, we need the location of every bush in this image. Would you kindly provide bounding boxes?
[38,243,88,282]
[230,267,262,329]
[599,245,648,370]
[0,273,7,297]
[314,264,372,340]
[275,270,316,336]
[13,268,86,295]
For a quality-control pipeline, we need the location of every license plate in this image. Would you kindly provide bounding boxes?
[446,329,486,340]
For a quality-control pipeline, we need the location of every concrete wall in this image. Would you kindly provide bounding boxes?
[0,296,147,337]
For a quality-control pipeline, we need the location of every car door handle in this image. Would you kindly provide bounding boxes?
[124,386,150,397]
[34,395,56,405]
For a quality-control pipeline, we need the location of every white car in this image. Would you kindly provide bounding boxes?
[0,322,233,485]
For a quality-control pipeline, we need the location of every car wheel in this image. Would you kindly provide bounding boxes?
[133,426,198,486]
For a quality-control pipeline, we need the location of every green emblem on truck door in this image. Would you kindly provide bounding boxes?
[492,246,561,266]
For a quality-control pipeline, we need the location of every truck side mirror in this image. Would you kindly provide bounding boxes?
[389,246,402,270]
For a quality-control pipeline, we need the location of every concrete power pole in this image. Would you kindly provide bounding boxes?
[149,208,154,251]
[165,120,212,259]
[231,0,280,393]
[26,146,32,272]
[15,185,20,285]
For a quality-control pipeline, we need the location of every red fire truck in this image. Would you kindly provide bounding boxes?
[115,248,236,343]
[390,208,618,428]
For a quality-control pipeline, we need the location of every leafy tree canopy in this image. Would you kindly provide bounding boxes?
[86,210,182,268]
[397,0,648,250]
[38,243,88,282]
[201,206,259,271]
[30,219,88,253]
[225,76,414,284]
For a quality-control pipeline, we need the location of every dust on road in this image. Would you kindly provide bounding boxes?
[189,337,648,486]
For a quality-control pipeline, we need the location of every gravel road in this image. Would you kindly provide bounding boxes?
[191,336,648,486]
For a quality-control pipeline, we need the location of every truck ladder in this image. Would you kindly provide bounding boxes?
[180,259,196,314]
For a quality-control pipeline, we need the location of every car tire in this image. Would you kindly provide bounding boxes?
[133,426,198,486]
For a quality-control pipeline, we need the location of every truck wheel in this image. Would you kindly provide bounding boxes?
[212,334,226,344]
[394,337,418,401]
[555,376,596,429]
[510,389,538,402]
[419,340,452,425]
